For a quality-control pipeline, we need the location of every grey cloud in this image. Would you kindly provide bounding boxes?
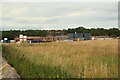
[2,2,118,30]
[2,17,13,21]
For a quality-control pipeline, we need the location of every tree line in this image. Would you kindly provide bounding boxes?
[1,30,47,40]
[65,27,120,37]
[1,27,120,40]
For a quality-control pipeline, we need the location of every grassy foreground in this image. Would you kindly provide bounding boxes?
[2,40,118,78]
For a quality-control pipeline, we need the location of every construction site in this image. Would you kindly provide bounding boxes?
[1,31,93,43]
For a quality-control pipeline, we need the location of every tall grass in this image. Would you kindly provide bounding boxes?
[2,40,118,78]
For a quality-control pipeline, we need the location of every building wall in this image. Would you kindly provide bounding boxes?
[68,33,91,40]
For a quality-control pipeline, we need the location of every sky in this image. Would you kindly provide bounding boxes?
[0,2,118,30]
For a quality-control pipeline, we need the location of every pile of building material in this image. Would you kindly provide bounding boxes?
[14,34,68,43]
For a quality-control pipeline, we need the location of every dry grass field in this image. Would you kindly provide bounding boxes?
[2,40,118,78]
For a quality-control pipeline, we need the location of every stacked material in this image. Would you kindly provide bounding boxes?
[0,58,20,80]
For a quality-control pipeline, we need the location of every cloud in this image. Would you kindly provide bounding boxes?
[1,2,118,30]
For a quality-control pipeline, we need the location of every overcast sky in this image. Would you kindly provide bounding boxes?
[1,2,118,30]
